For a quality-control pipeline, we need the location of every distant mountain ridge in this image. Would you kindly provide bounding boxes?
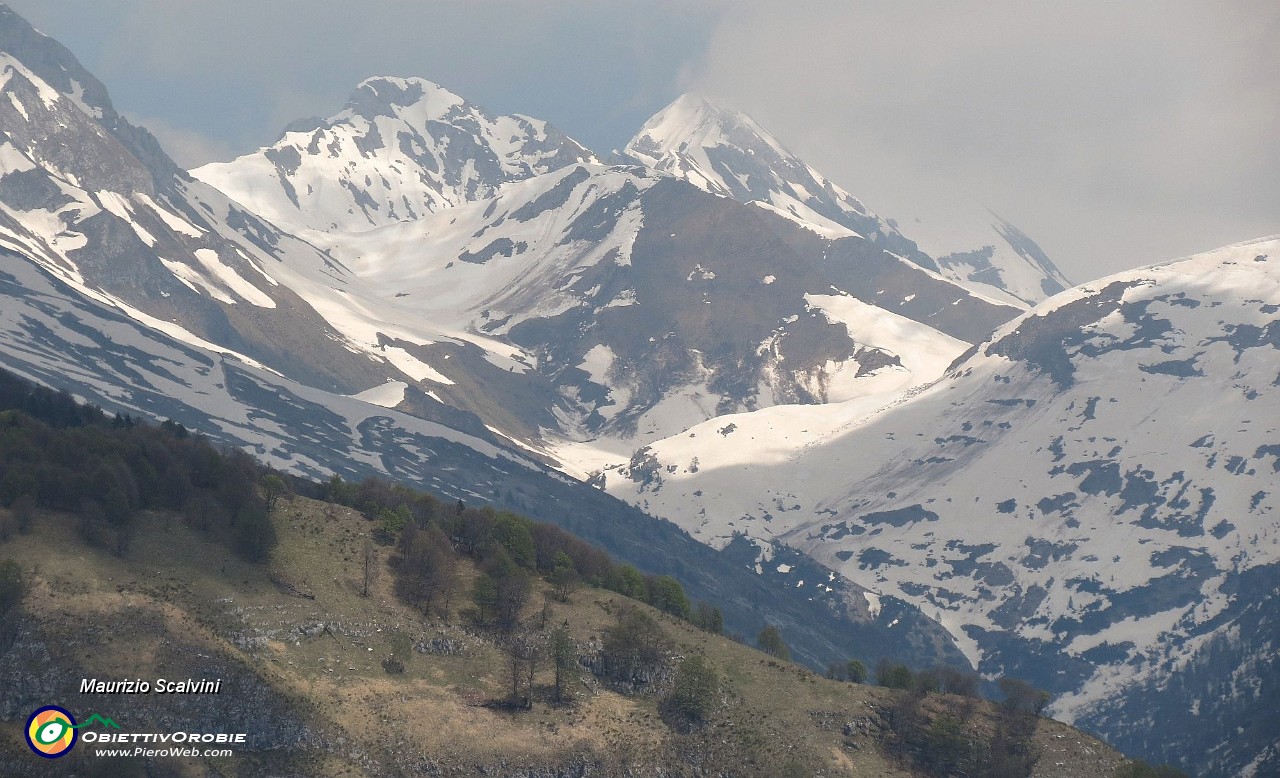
[191,83,1022,473]
[194,76,596,234]
[623,93,1071,308]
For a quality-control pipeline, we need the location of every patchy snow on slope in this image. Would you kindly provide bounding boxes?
[160,258,235,304]
[601,237,1280,737]
[627,94,893,248]
[0,53,61,108]
[380,345,453,385]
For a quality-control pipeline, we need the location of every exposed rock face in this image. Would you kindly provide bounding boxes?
[194,76,596,233]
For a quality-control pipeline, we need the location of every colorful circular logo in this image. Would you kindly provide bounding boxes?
[25,706,77,759]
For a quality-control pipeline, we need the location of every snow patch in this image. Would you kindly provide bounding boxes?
[7,92,27,120]
[193,249,276,308]
[380,345,454,385]
[136,193,205,237]
[351,380,408,409]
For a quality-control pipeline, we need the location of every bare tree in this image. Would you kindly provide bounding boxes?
[361,538,376,597]
[395,525,457,616]
[550,623,575,704]
[507,629,543,709]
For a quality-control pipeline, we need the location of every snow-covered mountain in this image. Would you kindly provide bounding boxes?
[624,94,922,256]
[0,0,1021,488]
[293,163,1017,459]
[599,237,1280,776]
[194,77,596,234]
[916,208,1072,307]
[188,82,1022,473]
[3,4,1271,770]
[0,5,422,397]
[0,0,976,681]
[624,93,1070,308]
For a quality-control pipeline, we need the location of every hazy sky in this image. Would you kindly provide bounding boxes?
[7,1,1277,284]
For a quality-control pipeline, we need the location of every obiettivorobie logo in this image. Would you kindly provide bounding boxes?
[24,706,120,759]
[24,704,248,760]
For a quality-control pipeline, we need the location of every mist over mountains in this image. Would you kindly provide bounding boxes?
[0,4,1276,774]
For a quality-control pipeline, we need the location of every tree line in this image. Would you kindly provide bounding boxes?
[322,473,724,637]
[0,369,277,561]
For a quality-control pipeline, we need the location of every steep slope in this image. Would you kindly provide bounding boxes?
[0,5,588,448]
[0,492,1126,777]
[600,237,1280,776]
[0,4,402,395]
[625,94,1070,307]
[193,76,596,233]
[915,209,1072,307]
[0,3,978,678]
[279,161,1019,472]
[0,249,970,676]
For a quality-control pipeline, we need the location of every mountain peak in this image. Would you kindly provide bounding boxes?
[641,92,739,130]
[343,75,466,121]
[627,93,784,177]
[626,93,933,265]
[194,77,596,232]
[627,94,1076,305]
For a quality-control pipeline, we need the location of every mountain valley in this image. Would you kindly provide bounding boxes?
[0,3,1275,775]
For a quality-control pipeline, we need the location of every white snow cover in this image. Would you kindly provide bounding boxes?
[136,193,205,237]
[626,94,879,242]
[0,139,36,173]
[804,293,969,402]
[351,380,408,408]
[0,53,62,109]
[257,163,654,364]
[601,237,1280,715]
[193,76,596,234]
[192,249,276,308]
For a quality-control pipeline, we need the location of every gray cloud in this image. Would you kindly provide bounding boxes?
[5,0,1275,283]
[685,0,1280,282]
[7,0,715,158]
